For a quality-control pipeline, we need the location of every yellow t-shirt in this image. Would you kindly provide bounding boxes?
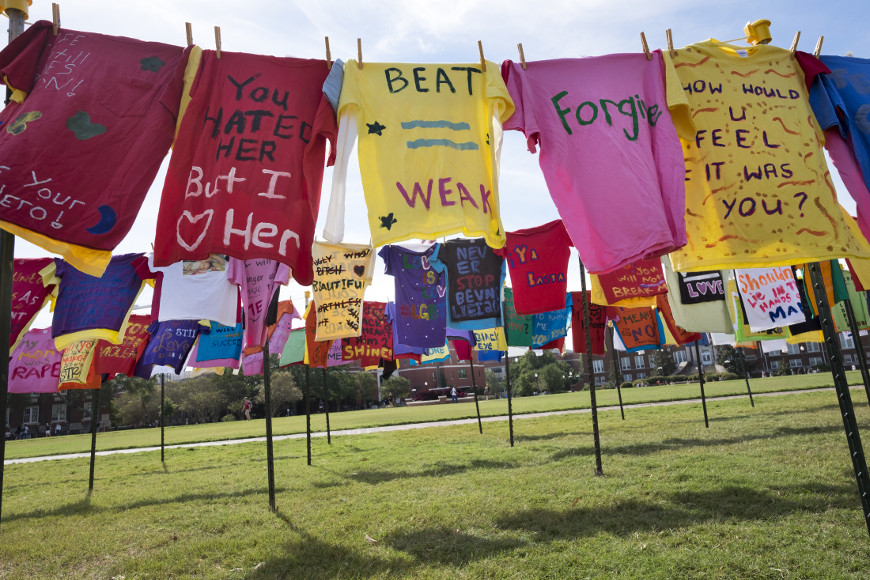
[666,41,870,270]
[339,61,514,248]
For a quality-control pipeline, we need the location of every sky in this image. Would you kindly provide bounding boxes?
[7,0,869,332]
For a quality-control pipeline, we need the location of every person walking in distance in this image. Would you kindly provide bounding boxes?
[451,386,458,403]
[243,397,252,420]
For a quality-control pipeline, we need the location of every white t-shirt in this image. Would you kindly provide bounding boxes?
[150,254,239,327]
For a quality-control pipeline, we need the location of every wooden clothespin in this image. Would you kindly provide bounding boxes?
[51,3,60,35]
[790,30,801,54]
[478,40,487,72]
[357,38,363,69]
[214,26,221,59]
[517,43,527,70]
[640,31,652,60]
[666,28,677,56]
[813,35,824,58]
[185,22,193,47]
[325,36,332,70]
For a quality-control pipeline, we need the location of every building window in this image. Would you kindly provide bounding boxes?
[621,358,632,371]
[809,356,824,366]
[623,373,632,382]
[51,404,66,423]
[806,342,820,352]
[673,350,687,364]
[840,333,855,349]
[637,372,646,379]
[843,353,855,364]
[594,376,605,385]
[23,406,39,424]
[635,355,645,368]
[701,349,713,364]
[458,369,467,379]
[491,367,503,374]
[592,359,604,373]
[789,359,803,368]
[787,344,801,355]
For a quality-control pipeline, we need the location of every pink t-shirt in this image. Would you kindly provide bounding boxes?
[501,53,691,274]
[9,327,62,393]
[228,258,291,351]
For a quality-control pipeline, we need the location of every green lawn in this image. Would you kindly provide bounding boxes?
[2,388,870,577]
[3,371,864,461]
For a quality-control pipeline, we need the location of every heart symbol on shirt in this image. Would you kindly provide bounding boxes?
[66,111,107,140]
[353,265,365,277]
[176,210,214,252]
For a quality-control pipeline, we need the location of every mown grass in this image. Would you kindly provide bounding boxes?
[2,389,870,578]
[4,371,862,461]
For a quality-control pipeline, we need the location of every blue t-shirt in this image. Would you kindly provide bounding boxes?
[531,294,572,349]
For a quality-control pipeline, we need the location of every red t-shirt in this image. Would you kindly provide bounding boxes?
[0,21,187,251]
[497,219,572,315]
[154,50,337,286]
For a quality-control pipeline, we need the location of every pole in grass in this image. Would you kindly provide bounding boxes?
[694,340,709,428]
[304,291,312,466]
[321,368,331,445]
[726,355,754,407]
[160,373,166,462]
[0,2,26,529]
[469,354,483,434]
[807,262,870,537]
[88,384,102,491]
[842,298,870,407]
[263,338,276,511]
[504,352,515,446]
[578,257,603,476]
[607,325,625,420]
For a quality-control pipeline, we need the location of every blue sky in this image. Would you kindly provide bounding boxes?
[9,0,868,329]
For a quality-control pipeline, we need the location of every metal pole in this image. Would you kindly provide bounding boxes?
[504,354,514,447]
[160,374,165,462]
[0,4,26,529]
[695,340,709,428]
[88,387,100,491]
[321,368,331,445]
[305,365,311,466]
[469,355,483,434]
[843,298,870,407]
[263,340,276,510]
[744,372,755,407]
[607,326,625,420]
[579,257,603,476]
[808,262,870,537]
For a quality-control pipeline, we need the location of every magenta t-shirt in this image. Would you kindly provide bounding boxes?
[228,258,290,352]
[9,327,62,393]
[501,53,689,274]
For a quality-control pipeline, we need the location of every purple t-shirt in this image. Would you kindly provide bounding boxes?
[228,258,290,351]
[386,301,426,357]
[137,320,207,376]
[379,244,446,349]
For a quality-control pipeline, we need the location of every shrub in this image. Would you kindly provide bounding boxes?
[620,382,633,389]
[221,414,236,422]
[720,372,739,380]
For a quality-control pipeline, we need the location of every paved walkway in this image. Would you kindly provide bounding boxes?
[4,386,852,466]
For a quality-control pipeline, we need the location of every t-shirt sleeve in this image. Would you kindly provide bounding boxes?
[379,246,394,276]
[486,60,516,127]
[0,20,52,100]
[323,59,344,113]
[500,59,539,153]
[661,50,694,141]
[276,262,291,285]
[226,257,244,286]
[310,92,338,167]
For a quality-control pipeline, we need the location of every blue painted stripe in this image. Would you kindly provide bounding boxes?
[406,139,479,151]
[401,120,471,131]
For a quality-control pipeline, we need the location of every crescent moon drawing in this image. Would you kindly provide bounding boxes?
[86,205,118,235]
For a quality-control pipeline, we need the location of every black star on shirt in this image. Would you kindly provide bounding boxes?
[367,121,386,135]
[379,213,397,230]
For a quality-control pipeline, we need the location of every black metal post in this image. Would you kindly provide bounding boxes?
[504,354,514,447]
[694,340,709,428]
[263,340,276,511]
[607,326,625,420]
[843,298,870,407]
[744,372,755,407]
[579,257,603,476]
[88,387,100,491]
[321,368,331,445]
[160,373,165,462]
[469,355,483,434]
[808,262,870,537]
[305,365,311,466]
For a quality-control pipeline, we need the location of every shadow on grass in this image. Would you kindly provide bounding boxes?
[346,458,518,485]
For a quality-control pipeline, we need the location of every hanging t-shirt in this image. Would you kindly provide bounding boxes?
[666,41,870,271]
[304,301,332,369]
[660,257,732,333]
[379,244,447,349]
[227,258,290,351]
[612,306,664,352]
[311,241,375,341]
[503,287,533,347]
[137,320,208,375]
[11,257,55,350]
[9,327,62,393]
[531,295,572,349]
[833,270,870,331]
[734,267,806,332]
[496,219,571,315]
[189,321,244,369]
[328,60,513,248]
[434,238,504,329]
[279,328,306,367]
[341,301,393,367]
[654,294,702,346]
[149,254,239,328]
[0,22,188,276]
[58,338,101,390]
[45,253,148,349]
[726,278,788,342]
[502,54,691,274]
[569,291,611,356]
[591,258,667,307]
[386,302,426,358]
[95,313,152,378]
[154,50,336,286]
[473,328,507,360]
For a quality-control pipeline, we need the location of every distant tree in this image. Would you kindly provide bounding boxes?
[650,347,677,376]
[773,359,791,377]
[716,345,754,377]
[484,369,504,396]
[381,376,411,401]
[255,371,302,417]
[355,372,379,408]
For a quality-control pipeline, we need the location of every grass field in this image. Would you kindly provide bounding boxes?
[4,372,861,461]
[3,386,870,578]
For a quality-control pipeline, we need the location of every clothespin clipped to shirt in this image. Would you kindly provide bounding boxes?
[214,26,222,59]
[666,29,677,56]
[51,2,60,35]
[357,38,363,69]
[185,22,193,47]
[640,31,652,60]
[478,40,487,72]
[518,43,527,70]
[790,31,801,54]
[813,35,824,58]
[325,36,332,70]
